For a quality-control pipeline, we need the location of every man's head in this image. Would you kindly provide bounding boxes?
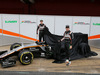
[40,20,43,24]
[65,25,70,31]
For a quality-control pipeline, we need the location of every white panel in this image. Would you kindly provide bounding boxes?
[0,14,2,46]
[0,14,2,34]
[72,17,90,36]
[55,16,73,36]
[89,17,100,48]
[20,15,37,43]
[2,14,20,45]
[37,16,55,34]
[2,14,19,33]
[90,17,100,36]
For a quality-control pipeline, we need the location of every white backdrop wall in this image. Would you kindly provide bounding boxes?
[90,17,100,36]
[89,17,100,48]
[2,14,20,45]
[72,17,91,36]
[20,15,37,43]
[0,14,2,46]
[0,14,100,48]
[55,16,73,36]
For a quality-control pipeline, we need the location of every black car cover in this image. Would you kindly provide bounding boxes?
[43,27,98,63]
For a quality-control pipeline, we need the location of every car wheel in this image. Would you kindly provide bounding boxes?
[10,43,22,50]
[18,50,34,65]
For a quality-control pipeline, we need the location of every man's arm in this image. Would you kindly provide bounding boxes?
[61,37,65,41]
[44,24,46,28]
[60,32,65,41]
[70,32,73,49]
[36,25,39,34]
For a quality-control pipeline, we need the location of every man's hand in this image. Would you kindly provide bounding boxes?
[70,45,72,49]
[58,40,61,42]
[37,34,38,37]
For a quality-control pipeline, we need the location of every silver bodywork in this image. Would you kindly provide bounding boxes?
[0,43,46,59]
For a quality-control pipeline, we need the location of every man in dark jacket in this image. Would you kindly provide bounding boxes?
[59,25,73,66]
[36,20,46,42]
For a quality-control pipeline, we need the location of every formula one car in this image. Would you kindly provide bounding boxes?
[0,32,98,67]
[0,41,52,68]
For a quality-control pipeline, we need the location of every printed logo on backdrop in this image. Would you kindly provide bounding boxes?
[93,23,100,26]
[5,21,17,23]
[74,22,90,25]
[21,21,36,24]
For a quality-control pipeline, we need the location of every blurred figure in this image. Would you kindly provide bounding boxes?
[36,20,46,42]
[59,25,73,66]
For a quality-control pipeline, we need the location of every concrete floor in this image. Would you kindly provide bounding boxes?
[0,45,100,74]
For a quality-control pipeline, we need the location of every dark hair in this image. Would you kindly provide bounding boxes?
[66,25,69,28]
[40,20,43,22]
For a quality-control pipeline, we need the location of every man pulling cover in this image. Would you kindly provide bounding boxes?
[59,25,73,66]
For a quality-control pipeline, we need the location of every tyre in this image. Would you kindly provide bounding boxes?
[10,43,22,50]
[18,50,34,65]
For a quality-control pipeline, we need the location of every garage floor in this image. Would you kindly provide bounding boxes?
[0,45,100,74]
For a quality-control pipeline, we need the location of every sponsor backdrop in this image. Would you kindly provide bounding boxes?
[0,14,99,48]
[89,17,100,48]
[90,17,100,36]
[20,15,37,43]
[72,17,90,36]
[2,14,20,45]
